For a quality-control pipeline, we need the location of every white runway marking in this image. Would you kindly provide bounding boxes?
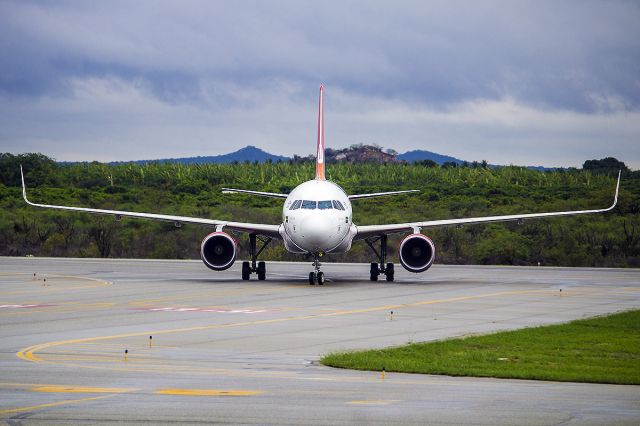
[0,304,54,309]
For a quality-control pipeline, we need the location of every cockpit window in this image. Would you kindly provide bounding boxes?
[318,200,333,210]
[332,200,345,210]
[301,200,317,209]
[290,200,302,210]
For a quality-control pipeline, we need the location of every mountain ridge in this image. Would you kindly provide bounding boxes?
[107,145,468,166]
[108,145,289,165]
[77,144,557,170]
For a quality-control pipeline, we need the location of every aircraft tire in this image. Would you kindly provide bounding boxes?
[370,262,379,281]
[386,263,394,282]
[309,272,316,285]
[317,272,325,285]
[242,261,251,280]
[257,261,266,280]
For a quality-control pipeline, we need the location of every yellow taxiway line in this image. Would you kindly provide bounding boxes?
[32,385,136,393]
[17,288,553,364]
[0,385,259,415]
[0,394,117,415]
[0,273,112,296]
[347,399,400,405]
[156,389,261,396]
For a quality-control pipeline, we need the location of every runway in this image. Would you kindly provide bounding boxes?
[1,257,639,425]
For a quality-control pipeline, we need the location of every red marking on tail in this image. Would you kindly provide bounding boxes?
[315,84,325,180]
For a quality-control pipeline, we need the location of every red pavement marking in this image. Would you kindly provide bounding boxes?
[131,307,268,314]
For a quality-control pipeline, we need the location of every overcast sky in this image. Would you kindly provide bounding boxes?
[1,0,639,168]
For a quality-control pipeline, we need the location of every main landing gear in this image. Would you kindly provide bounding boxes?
[242,233,272,281]
[365,234,394,282]
[308,253,325,285]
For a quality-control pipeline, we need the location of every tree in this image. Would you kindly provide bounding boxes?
[53,216,77,250]
[89,220,117,257]
[416,159,438,168]
[0,153,57,186]
[582,157,629,175]
[473,226,532,265]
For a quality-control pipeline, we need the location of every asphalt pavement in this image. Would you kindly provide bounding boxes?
[1,257,639,425]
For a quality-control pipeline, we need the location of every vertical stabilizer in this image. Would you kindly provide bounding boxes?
[315,84,326,180]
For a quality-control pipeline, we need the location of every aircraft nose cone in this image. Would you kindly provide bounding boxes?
[299,213,333,249]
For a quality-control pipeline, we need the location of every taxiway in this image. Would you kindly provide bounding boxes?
[1,257,639,424]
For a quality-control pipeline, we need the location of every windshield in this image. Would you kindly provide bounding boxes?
[301,200,317,209]
[318,200,333,210]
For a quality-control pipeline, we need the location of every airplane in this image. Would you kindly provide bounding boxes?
[21,85,621,285]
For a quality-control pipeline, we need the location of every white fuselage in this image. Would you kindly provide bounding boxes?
[280,179,355,254]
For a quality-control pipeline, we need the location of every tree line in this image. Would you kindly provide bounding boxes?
[1,153,638,267]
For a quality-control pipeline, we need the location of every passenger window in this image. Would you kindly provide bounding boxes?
[318,200,333,210]
[333,200,345,210]
[301,200,317,209]
[290,200,302,210]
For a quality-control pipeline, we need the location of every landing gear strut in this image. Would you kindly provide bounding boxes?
[308,253,325,285]
[365,235,394,282]
[242,233,272,281]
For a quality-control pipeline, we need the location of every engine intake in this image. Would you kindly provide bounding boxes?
[200,232,237,271]
[399,234,436,273]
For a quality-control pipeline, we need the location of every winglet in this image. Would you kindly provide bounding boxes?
[610,169,621,210]
[315,84,325,180]
[19,165,31,205]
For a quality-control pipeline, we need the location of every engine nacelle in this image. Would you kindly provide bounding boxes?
[399,234,436,273]
[200,232,237,271]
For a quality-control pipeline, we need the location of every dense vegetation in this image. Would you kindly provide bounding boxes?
[1,153,638,267]
[321,309,640,385]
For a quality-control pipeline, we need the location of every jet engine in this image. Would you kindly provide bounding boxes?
[200,232,237,271]
[399,234,436,273]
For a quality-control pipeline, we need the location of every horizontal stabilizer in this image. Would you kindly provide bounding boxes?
[349,190,420,200]
[221,188,289,199]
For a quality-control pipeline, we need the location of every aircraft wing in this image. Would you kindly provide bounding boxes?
[20,167,281,238]
[355,171,621,240]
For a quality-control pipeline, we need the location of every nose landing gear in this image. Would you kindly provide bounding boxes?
[365,234,395,282]
[308,253,325,285]
[242,233,272,281]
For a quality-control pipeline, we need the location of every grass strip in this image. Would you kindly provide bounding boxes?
[321,309,640,384]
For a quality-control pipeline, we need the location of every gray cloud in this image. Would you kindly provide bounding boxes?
[0,0,639,167]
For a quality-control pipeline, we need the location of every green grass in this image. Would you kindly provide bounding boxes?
[321,310,640,384]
